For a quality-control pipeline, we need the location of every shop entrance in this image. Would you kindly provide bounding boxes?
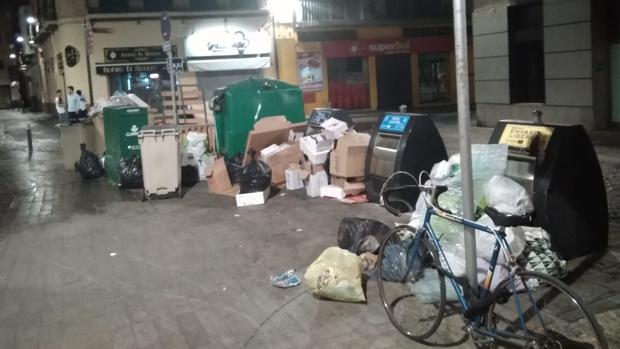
[376,54,412,111]
[327,57,370,110]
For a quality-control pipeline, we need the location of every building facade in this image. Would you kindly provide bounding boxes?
[0,11,13,109]
[473,0,620,129]
[32,0,276,114]
[274,0,474,114]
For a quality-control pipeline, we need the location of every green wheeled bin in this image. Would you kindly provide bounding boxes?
[103,106,148,184]
[210,78,306,157]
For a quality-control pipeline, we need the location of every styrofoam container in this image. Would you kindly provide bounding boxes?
[320,185,346,200]
[285,168,304,190]
[305,171,328,197]
[300,135,333,153]
[236,187,270,207]
[321,117,348,139]
[300,136,332,165]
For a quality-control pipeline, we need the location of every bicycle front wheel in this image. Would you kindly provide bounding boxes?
[486,270,608,348]
[377,225,446,341]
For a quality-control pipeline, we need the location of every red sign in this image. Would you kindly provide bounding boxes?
[322,36,454,59]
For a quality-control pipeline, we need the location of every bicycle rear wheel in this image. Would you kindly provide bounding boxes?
[485,270,608,348]
[377,225,446,341]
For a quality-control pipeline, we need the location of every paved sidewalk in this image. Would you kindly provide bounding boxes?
[0,110,618,348]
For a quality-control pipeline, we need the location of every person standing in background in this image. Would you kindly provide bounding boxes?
[76,90,88,118]
[55,89,68,125]
[66,86,79,123]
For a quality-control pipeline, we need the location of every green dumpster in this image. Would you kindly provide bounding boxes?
[210,78,305,157]
[103,106,148,183]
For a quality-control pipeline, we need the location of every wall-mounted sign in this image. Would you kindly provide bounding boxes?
[321,36,454,59]
[297,52,323,91]
[103,46,176,63]
[95,63,168,75]
[184,16,271,58]
[65,46,80,67]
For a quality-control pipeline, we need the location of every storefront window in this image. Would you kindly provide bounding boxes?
[418,53,450,104]
[109,71,169,112]
[327,58,370,109]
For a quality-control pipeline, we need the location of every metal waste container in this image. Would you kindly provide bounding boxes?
[103,106,148,183]
[138,125,181,200]
[365,113,448,209]
[210,78,306,157]
[489,120,608,259]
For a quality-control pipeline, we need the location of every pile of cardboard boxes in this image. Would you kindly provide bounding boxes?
[206,115,371,207]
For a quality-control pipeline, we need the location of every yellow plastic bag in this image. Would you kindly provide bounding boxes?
[304,247,365,302]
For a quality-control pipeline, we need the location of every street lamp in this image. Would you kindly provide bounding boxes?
[16,36,24,43]
[26,16,37,24]
[9,53,16,59]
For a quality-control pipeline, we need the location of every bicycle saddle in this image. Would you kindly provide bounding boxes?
[484,207,535,228]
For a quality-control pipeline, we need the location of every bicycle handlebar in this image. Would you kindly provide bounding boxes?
[382,184,452,216]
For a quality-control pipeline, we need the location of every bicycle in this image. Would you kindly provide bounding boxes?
[376,172,608,348]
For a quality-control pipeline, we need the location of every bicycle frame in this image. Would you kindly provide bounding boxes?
[414,200,541,343]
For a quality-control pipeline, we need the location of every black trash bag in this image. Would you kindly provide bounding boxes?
[337,218,391,255]
[381,236,426,282]
[239,152,272,193]
[119,156,143,189]
[75,143,104,179]
[181,165,199,187]
[226,153,244,184]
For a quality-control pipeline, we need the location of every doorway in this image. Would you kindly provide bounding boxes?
[418,53,451,104]
[376,54,412,111]
[612,44,620,123]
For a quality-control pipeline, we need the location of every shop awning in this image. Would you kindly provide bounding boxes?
[95,61,168,75]
[187,56,271,72]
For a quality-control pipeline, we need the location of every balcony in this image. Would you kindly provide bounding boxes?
[86,0,261,14]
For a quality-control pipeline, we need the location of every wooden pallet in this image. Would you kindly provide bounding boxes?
[161,85,207,125]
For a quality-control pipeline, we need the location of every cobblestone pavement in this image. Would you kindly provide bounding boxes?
[0,110,618,348]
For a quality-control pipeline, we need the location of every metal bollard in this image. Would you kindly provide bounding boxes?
[26,123,33,158]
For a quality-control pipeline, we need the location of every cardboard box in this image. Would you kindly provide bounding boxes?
[304,162,325,175]
[243,116,293,166]
[207,158,237,196]
[305,171,328,197]
[236,187,270,207]
[330,132,371,178]
[331,176,366,196]
[261,142,305,185]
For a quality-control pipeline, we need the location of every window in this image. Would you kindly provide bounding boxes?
[98,0,129,13]
[508,2,545,103]
[143,0,172,12]
[418,53,451,104]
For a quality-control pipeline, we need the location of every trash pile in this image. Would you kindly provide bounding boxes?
[206,115,372,207]
[404,145,566,289]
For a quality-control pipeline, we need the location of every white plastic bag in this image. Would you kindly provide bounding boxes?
[186,132,207,159]
[484,175,534,215]
[304,247,365,302]
[475,214,527,263]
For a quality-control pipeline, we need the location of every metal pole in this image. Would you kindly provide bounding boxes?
[26,123,33,158]
[168,51,177,125]
[452,0,477,288]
